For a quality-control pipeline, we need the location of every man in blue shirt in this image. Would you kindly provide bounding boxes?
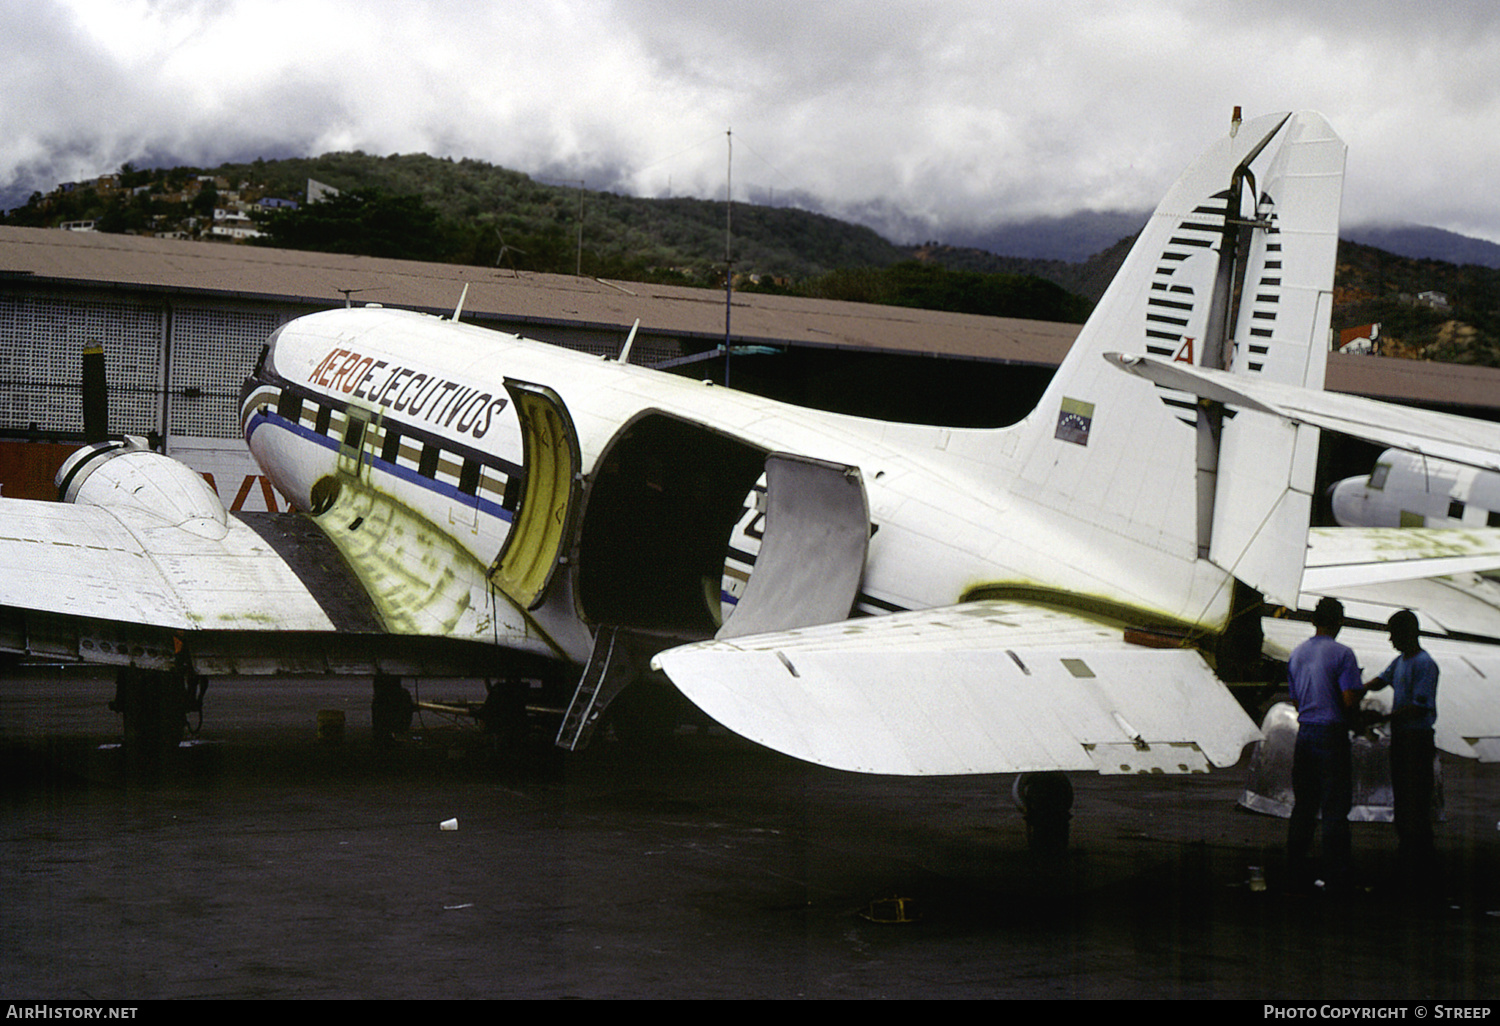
[1286,597,1365,893]
[1366,609,1439,876]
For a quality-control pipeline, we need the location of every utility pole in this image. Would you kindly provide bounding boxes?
[724,128,733,387]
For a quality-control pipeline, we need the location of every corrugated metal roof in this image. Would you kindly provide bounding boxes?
[1326,351,1500,412]
[0,226,1078,366]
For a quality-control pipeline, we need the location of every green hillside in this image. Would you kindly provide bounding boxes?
[9,152,1500,356]
[219,152,908,282]
[3,151,1089,322]
[1332,240,1500,365]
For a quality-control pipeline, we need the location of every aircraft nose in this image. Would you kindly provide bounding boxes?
[1327,476,1364,526]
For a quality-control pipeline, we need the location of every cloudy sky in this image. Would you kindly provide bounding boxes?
[5,0,1500,245]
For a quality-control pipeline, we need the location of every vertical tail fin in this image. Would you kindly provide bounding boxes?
[998,112,1344,622]
[1209,113,1345,604]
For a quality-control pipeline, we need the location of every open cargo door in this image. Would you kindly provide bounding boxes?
[489,381,581,610]
[717,453,869,639]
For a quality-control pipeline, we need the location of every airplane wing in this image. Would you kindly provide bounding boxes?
[0,495,559,676]
[1279,529,1500,763]
[0,497,342,634]
[1105,353,1500,472]
[1304,572,1500,639]
[1303,525,1500,590]
[651,600,1261,776]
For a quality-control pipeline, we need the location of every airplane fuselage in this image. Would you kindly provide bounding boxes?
[1331,448,1500,530]
[239,305,1232,667]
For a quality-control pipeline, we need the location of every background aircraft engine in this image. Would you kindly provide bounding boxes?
[55,438,229,538]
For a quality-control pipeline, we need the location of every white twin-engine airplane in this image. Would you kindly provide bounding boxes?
[7,111,1500,785]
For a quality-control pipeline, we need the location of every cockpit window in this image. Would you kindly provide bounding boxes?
[1368,463,1391,490]
[259,327,284,376]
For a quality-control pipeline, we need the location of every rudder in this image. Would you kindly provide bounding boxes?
[1000,111,1344,621]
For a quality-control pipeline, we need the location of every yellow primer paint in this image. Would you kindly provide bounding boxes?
[962,583,1222,642]
[312,475,570,661]
[315,479,472,636]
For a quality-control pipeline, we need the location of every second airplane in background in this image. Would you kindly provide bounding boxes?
[1332,448,1500,530]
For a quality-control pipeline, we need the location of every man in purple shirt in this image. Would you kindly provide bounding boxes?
[1286,597,1365,893]
[1366,609,1439,877]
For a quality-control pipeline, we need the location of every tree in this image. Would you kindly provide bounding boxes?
[192,184,219,219]
[255,189,454,262]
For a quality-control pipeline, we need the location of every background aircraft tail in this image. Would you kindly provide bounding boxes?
[996,111,1345,623]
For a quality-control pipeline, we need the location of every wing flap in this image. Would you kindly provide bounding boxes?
[652,601,1261,776]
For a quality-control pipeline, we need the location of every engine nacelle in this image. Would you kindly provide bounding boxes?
[56,439,229,538]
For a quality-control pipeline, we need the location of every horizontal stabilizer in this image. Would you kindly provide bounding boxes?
[1106,353,1500,471]
[652,600,1261,776]
[1304,526,1500,590]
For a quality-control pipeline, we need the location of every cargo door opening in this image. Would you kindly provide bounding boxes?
[576,413,766,635]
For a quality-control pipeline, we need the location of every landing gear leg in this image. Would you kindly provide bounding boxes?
[477,679,529,762]
[1013,772,1074,855]
[110,667,195,772]
[371,673,415,747]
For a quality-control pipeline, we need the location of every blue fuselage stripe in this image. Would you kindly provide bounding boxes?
[246,410,516,524]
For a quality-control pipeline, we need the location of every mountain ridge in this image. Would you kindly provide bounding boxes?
[10,150,1500,269]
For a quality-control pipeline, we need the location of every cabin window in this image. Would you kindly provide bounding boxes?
[1449,499,1465,520]
[459,459,480,496]
[418,444,440,479]
[381,428,401,464]
[277,391,301,422]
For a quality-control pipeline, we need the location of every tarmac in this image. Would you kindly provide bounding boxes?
[2,668,1497,1000]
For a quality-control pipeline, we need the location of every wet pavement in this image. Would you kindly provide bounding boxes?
[2,669,1497,999]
